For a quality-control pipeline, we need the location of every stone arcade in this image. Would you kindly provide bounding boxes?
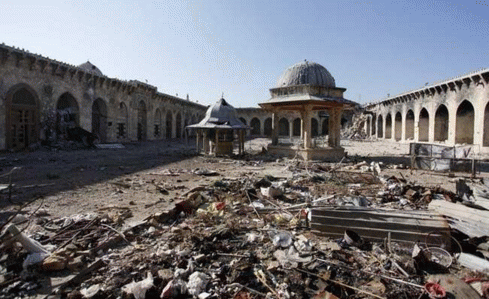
[0,44,207,151]
[361,68,489,154]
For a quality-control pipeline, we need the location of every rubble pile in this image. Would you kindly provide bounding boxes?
[341,113,369,140]
[1,160,489,299]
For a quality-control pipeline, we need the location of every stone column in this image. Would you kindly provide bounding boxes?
[195,130,200,152]
[215,129,219,156]
[303,106,312,149]
[203,131,209,154]
[328,107,342,147]
[271,111,279,145]
[289,119,294,139]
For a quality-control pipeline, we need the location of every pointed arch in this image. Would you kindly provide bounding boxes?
[250,117,261,135]
[484,102,489,146]
[6,84,39,150]
[176,112,182,138]
[456,100,474,144]
[239,117,247,126]
[117,102,128,139]
[264,117,272,137]
[166,111,173,139]
[385,113,392,139]
[377,115,383,138]
[154,108,162,138]
[405,110,415,140]
[92,98,108,143]
[419,108,429,142]
[293,118,301,136]
[394,112,402,141]
[311,118,319,137]
[278,117,289,136]
[322,118,329,135]
[434,104,449,142]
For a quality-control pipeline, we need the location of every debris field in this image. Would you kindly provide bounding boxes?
[2,144,489,299]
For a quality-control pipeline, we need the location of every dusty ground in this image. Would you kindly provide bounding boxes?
[1,138,487,223]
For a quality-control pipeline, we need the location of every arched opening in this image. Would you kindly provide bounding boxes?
[322,119,329,135]
[239,117,247,126]
[278,118,289,136]
[117,102,128,140]
[456,100,474,144]
[371,114,376,136]
[154,109,162,138]
[166,111,173,139]
[341,117,348,129]
[419,108,429,142]
[377,115,383,138]
[250,118,261,135]
[264,118,272,137]
[7,85,39,150]
[311,118,319,137]
[484,103,489,146]
[56,92,79,139]
[138,101,147,141]
[176,113,182,138]
[405,110,415,140]
[385,114,392,139]
[366,117,371,136]
[293,118,301,136]
[92,98,108,143]
[394,112,402,141]
[434,105,449,142]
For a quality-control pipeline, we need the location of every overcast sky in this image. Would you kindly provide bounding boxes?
[1,1,488,107]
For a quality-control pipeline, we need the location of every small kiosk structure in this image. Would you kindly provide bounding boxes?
[259,60,357,161]
[187,97,248,156]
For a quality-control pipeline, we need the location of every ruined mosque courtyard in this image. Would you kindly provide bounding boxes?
[3,43,489,298]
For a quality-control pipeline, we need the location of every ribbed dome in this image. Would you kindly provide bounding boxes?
[276,61,335,88]
[78,61,103,76]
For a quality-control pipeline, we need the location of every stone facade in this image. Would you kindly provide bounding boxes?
[363,69,489,153]
[0,44,207,151]
[0,44,351,152]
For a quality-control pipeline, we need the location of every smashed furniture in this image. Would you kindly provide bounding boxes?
[259,60,357,161]
[186,97,248,156]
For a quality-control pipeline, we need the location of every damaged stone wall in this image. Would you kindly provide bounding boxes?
[0,44,207,151]
[361,69,489,153]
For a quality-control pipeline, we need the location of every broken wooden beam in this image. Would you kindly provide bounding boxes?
[310,207,451,248]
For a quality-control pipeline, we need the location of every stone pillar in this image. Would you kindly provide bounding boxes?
[328,107,342,147]
[448,104,456,145]
[195,130,200,152]
[428,107,435,143]
[215,129,220,156]
[203,131,209,154]
[401,109,406,142]
[289,119,294,139]
[301,108,312,149]
[272,111,279,145]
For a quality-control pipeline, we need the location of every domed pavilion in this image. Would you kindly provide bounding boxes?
[259,60,356,160]
[187,97,248,156]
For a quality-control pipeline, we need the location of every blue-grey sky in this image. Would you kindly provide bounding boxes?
[1,1,488,107]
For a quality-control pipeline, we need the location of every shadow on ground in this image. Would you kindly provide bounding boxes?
[0,140,199,209]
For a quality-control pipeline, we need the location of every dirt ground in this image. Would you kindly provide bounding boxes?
[1,138,487,224]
